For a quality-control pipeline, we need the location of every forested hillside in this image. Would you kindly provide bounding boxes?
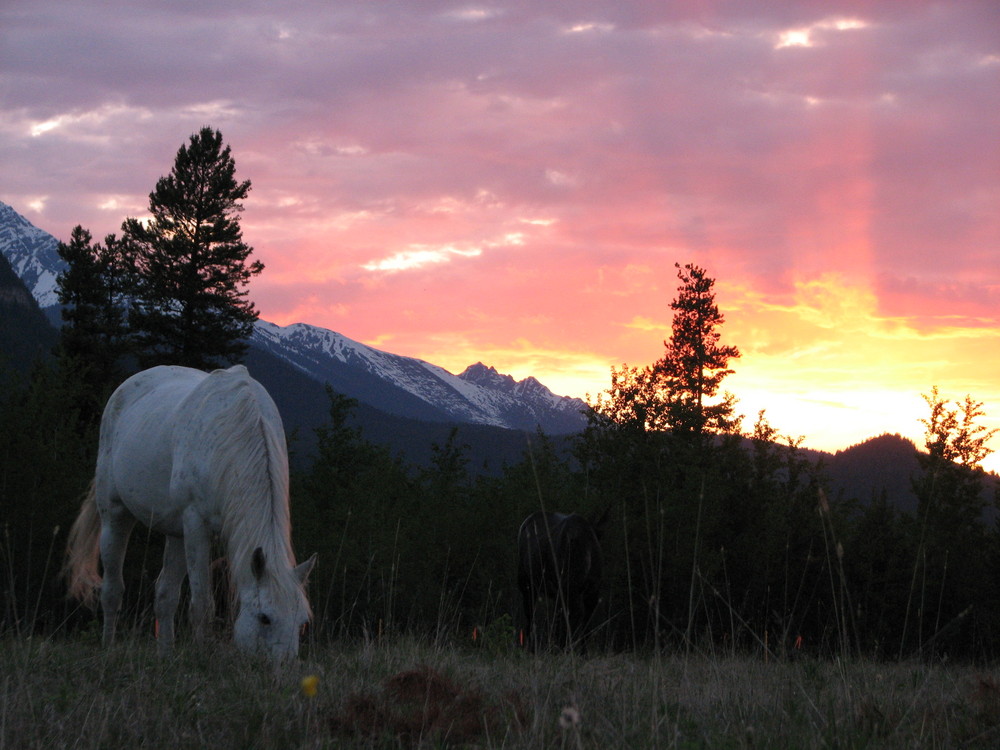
[3,258,998,660]
[3,132,997,661]
[0,250,56,380]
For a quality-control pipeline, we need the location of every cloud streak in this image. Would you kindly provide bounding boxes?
[2,0,998,467]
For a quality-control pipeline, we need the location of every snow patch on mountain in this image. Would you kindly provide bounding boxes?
[1,200,588,434]
[252,320,588,431]
[0,203,64,308]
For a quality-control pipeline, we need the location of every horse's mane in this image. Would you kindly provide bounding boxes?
[204,371,308,615]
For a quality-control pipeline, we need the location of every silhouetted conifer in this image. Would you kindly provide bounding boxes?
[121,127,262,369]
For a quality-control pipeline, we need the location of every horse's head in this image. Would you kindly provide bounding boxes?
[233,547,316,662]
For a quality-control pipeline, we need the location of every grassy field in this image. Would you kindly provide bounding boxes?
[4,631,1000,749]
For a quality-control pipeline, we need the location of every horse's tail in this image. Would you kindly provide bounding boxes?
[64,480,102,607]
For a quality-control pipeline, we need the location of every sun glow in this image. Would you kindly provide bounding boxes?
[721,275,1000,472]
[8,0,994,475]
[28,103,152,139]
[776,29,813,49]
[30,118,62,137]
[775,17,869,49]
[362,244,483,273]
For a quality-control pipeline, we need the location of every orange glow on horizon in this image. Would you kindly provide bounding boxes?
[333,271,1000,475]
[6,1,997,476]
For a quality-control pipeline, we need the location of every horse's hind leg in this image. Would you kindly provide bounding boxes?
[98,504,135,645]
[154,536,186,655]
[517,575,534,651]
[521,595,534,650]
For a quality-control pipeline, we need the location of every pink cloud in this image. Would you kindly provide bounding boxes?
[2,0,998,465]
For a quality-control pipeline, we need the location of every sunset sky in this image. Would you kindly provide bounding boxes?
[3,1,999,470]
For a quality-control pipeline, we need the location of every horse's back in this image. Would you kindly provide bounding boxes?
[97,365,276,533]
[170,364,287,502]
[102,365,206,433]
[102,364,272,453]
[180,364,284,446]
[558,514,601,588]
[98,367,208,515]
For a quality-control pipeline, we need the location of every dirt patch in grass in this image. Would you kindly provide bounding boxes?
[331,664,529,746]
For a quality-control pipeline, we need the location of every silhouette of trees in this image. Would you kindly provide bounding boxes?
[900,387,999,657]
[654,262,741,439]
[14,232,1000,657]
[121,127,262,369]
[55,225,133,424]
[585,263,741,446]
[576,262,750,646]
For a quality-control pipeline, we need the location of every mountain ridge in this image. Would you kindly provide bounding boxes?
[0,248,59,378]
[5,200,995,508]
[0,202,64,309]
[0,201,587,435]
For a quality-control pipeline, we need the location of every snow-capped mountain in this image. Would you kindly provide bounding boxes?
[253,321,587,433]
[0,201,587,435]
[0,202,63,308]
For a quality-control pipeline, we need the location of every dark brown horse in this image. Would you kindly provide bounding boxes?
[517,511,601,651]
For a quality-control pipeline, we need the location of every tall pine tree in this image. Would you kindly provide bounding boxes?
[579,263,743,647]
[654,263,741,438]
[121,127,262,369]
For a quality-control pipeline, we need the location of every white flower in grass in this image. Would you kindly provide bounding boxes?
[559,704,581,730]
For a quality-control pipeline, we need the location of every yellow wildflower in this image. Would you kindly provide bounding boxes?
[301,674,319,698]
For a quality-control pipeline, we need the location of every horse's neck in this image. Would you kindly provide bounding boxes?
[227,520,293,581]
[216,397,293,585]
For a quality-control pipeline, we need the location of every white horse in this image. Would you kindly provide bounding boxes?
[65,365,315,661]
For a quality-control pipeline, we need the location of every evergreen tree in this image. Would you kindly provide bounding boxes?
[304,386,389,506]
[914,387,996,537]
[121,127,262,369]
[654,263,741,438]
[55,225,133,424]
[0,362,96,632]
[901,387,998,656]
[577,263,745,647]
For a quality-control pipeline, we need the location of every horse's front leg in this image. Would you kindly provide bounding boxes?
[517,576,534,651]
[154,536,187,655]
[182,511,214,642]
[99,504,135,645]
[566,596,586,653]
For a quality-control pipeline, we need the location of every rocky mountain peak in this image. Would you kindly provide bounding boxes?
[0,203,63,308]
[1,200,589,435]
[459,362,516,389]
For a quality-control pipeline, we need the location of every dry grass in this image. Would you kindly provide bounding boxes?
[4,631,1000,748]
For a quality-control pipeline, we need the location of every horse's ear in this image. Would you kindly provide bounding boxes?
[252,546,266,581]
[295,553,317,585]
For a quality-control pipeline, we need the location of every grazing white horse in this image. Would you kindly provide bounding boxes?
[66,365,315,661]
